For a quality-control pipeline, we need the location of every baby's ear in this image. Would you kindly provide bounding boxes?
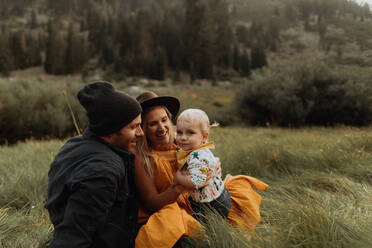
[202,132,209,142]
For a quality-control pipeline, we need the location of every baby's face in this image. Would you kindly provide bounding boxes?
[176,120,206,150]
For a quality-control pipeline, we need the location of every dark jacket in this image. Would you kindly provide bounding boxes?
[45,129,138,248]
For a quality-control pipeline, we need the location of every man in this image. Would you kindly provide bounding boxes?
[45,81,144,248]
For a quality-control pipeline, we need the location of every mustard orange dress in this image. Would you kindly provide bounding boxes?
[135,146,268,248]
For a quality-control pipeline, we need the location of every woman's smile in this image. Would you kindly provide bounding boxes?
[145,106,172,147]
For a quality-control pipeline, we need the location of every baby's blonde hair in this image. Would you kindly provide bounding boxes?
[177,108,218,134]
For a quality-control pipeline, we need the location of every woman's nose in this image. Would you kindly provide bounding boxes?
[158,123,165,131]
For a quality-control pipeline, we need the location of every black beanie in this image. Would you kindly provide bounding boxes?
[77,81,142,136]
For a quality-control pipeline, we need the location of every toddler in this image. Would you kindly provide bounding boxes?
[176,109,231,219]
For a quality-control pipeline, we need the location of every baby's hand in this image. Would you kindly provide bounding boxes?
[215,157,222,177]
[175,144,181,151]
[199,170,212,188]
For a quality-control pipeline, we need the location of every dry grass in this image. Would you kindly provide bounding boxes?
[1,127,371,247]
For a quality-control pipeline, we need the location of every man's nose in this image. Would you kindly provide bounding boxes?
[136,126,144,137]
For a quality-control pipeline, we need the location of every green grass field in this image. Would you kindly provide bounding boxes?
[1,127,371,247]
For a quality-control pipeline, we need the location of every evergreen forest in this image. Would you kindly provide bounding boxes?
[1,0,372,81]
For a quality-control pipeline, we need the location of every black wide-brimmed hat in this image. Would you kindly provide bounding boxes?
[136,91,180,119]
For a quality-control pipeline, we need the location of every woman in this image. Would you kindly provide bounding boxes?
[134,91,268,248]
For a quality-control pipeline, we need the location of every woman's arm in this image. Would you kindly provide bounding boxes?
[173,168,195,189]
[134,155,186,214]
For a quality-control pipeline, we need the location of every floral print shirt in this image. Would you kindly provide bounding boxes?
[179,143,225,203]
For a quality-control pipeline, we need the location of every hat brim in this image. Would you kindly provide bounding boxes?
[140,96,180,119]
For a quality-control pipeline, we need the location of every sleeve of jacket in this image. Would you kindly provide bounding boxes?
[187,149,213,189]
[50,157,122,248]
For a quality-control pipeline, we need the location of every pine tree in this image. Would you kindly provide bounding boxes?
[250,43,267,70]
[100,38,116,65]
[134,10,152,75]
[147,47,168,80]
[267,17,281,52]
[274,6,280,16]
[65,23,83,74]
[172,67,181,83]
[10,31,27,69]
[236,25,249,46]
[232,44,240,72]
[184,0,215,79]
[118,18,134,58]
[248,21,264,47]
[116,18,135,75]
[160,10,183,69]
[297,0,311,31]
[29,10,37,29]
[0,0,7,19]
[211,0,232,68]
[239,51,250,77]
[284,2,296,22]
[362,3,371,20]
[26,32,42,67]
[44,19,65,74]
[47,0,73,15]
[86,7,106,54]
[0,34,11,76]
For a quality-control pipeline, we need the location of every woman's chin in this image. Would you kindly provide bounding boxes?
[155,135,170,146]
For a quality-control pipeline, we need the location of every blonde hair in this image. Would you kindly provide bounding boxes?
[177,108,219,135]
[136,106,175,177]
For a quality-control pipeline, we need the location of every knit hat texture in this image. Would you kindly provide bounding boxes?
[77,81,142,136]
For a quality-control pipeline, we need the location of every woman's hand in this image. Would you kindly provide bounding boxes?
[173,168,213,190]
[173,170,194,192]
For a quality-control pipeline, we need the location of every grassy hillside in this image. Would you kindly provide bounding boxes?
[228,0,372,69]
[1,127,371,247]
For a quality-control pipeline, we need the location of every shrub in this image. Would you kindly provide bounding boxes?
[235,61,372,126]
[214,68,240,81]
[289,40,307,52]
[0,78,87,144]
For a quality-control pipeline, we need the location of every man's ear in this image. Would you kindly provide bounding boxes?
[202,132,209,143]
[101,133,113,143]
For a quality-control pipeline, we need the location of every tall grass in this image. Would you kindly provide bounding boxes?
[210,127,372,247]
[0,140,63,247]
[1,127,371,247]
